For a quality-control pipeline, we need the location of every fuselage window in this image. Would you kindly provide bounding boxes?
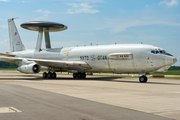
[120,55,123,57]
[124,55,129,57]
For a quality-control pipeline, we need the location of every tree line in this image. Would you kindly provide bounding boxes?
[168,66,180,70]
[0,61,17,68]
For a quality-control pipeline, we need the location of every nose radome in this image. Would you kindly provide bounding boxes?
[165,56,177,65]
[173,58,177,64]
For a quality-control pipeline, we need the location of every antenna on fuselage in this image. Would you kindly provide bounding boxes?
[20,21,67,51]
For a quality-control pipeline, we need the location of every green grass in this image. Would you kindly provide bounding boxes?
[151,70,180,75]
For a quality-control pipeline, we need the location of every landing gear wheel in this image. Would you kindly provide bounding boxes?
[77,73,82,78]
[73,73,78,78]
[47,72,52,79]
[139,76,147,83]
[81,73,86,78]
[43,72,47,79]
[51,72,56,79]
[73,73,86,79]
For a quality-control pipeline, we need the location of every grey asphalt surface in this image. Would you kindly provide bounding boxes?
[0,83,172,120]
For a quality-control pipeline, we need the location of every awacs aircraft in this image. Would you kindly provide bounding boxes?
[0,18,177,83]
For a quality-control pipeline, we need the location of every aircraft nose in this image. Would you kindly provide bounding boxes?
[173,57,177,64]
[165,56,177,65]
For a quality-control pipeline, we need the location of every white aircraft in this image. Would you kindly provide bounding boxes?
[0,18,177,83]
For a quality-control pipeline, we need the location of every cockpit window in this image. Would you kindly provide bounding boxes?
[151,50,155,54]
[159,50,173,56]
[151,50,160,54]
[151,49,173,56]
[160,50,166,53]
[156,50,159,54]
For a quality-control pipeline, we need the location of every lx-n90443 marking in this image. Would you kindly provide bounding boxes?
[0,18,177,83]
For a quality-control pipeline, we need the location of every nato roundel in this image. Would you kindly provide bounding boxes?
[20,21,67,32]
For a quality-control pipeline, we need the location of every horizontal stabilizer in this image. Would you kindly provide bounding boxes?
[0,56,21,63]
[0,53,15,57]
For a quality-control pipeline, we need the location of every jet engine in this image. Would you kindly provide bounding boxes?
[17,63,41,74]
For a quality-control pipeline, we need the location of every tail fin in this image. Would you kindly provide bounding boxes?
[8,18,26,52]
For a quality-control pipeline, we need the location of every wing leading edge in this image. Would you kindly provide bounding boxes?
[29,58,92,70]
[0,56,92,70]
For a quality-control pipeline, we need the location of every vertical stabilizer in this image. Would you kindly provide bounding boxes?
[8,18,26,52]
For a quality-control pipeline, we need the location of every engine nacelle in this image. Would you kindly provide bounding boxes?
[17,63,41,74]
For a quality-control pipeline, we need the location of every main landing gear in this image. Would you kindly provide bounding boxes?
[139,76,148,83]
[43,72,56,79]
[73,72,86,79]
[42,72,86,79]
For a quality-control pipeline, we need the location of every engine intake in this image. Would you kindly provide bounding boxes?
[17,63,41,74]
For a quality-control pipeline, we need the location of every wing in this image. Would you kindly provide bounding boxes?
[27,58,92,70]
[0,56,92,70]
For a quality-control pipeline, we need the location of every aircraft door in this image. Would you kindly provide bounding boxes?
[107,53,134,73]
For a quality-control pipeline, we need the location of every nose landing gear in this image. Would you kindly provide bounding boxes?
[139,76,148,83]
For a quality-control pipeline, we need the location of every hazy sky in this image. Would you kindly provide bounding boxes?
[0,0,180,66]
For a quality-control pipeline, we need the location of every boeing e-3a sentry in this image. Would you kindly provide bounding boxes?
[0,18,177,83]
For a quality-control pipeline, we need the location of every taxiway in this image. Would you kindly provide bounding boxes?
[0,71,179,120]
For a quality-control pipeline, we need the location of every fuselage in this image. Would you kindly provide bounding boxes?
[11,44,177,74]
